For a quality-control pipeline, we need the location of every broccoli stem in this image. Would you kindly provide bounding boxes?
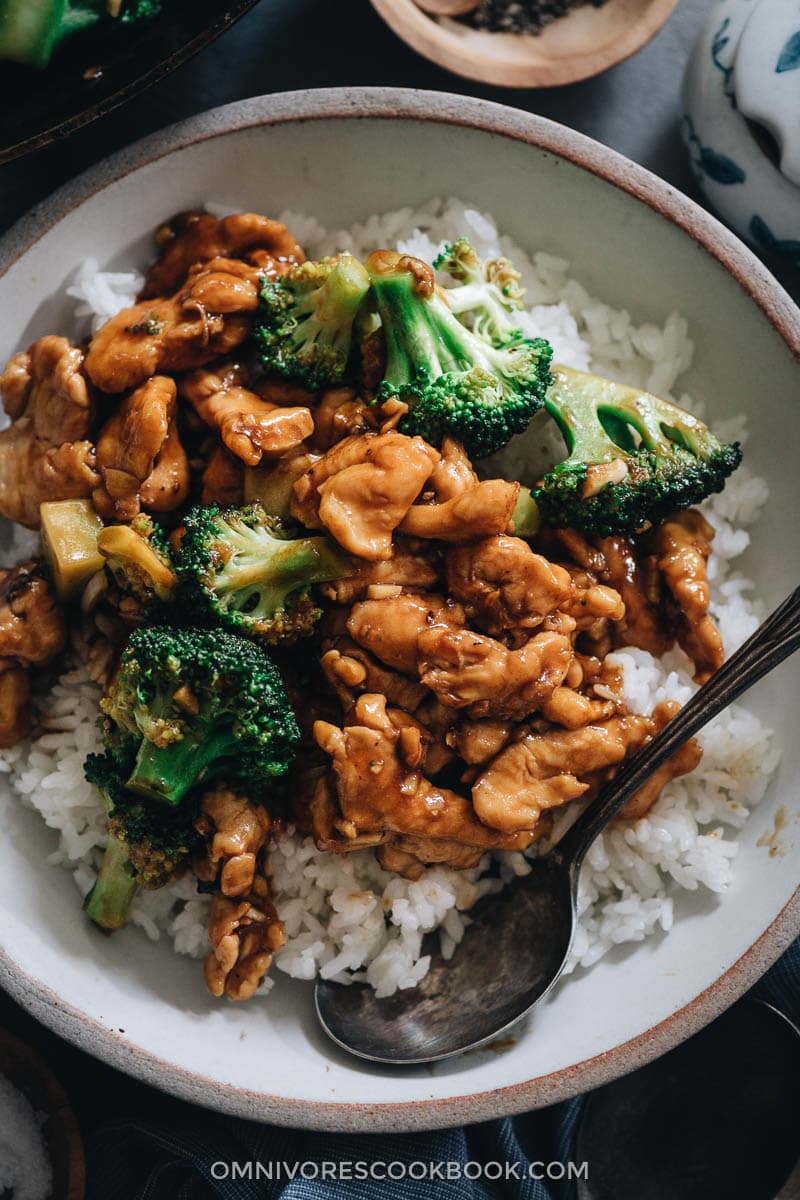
[371,268,492,386]
[226,533,339,589]
[511,486,541,537]
[127,726,233,806]
[444,282,517,343]
[83,833,138,931]
[292,255,371,350]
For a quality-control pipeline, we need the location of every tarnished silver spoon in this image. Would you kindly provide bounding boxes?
[315,585,800,1065]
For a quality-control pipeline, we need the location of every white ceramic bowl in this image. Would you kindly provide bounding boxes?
[0,89,798,1132]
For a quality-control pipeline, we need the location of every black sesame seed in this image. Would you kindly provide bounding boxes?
[465,0,607,36]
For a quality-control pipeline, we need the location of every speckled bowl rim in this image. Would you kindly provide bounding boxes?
[0,88,798,1133]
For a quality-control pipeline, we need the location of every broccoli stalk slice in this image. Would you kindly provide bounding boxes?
[83,832,139,931]
[367,251,552,459]
[535,366,742,534]
[511,486,541,538]
[127,724,236,806]
[255,254,371,389]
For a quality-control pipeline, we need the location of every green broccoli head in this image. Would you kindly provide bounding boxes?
[0,0,160,69]
[97,513,177,607]
[100,625,300,806]
[535,366,742,535]
[176,503,350,644]
[254,253,371,390]
[434,238,526,346]
[366,250,552,460]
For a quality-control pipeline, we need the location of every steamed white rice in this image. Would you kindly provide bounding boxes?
[0,197,776,998]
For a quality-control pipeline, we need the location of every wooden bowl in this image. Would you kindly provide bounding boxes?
[0,1028,85,1200]
[369,0,679,87]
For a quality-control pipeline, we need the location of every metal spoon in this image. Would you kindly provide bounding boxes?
[315,585,800,1065]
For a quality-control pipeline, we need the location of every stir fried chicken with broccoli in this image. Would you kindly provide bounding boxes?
[0,210,742,1002]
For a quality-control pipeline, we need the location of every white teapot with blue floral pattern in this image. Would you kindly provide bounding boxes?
[682,0,799,265]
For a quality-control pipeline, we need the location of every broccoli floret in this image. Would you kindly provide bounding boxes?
[0,0,160,67]
[367,250,552,460]
[254,254,371,390]
[0,0,99,67]
[97,514,177,606]
[176,503,350,644]
[100,626,300,806]
[434,238,526,346]
[535,366,742,535]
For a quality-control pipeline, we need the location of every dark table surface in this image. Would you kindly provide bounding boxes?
[0,0,797,1152]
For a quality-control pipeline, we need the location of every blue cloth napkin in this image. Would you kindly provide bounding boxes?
[86,938,799,1200]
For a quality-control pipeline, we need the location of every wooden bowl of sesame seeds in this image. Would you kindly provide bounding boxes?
[370,0,678,87]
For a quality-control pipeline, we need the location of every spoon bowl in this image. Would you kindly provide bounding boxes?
[316,856,577,1064]
[316,585,800,1065]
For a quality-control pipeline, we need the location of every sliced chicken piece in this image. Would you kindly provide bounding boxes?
[139,413,190,514]
[376,835,485,880]
[92,376,176,521]
[320,541,439,605]
[180,360,312,467]
[650,509,723,683]
[418,626,572,721]
[292,431,439,560]
[399,478,519,543]
[309,387,377,452]
[86,258,262,394]
[428,437,478,501]
[540,685,619,729]
[201,444,244,506]
[314,693,532,850]
[0,336,99,528]
[453,719,511,765]
[0,667,31,748]
[0,559,67,668]
[447,536,573,637]
[193,785,272,898]
[142,211,304,298]
[472,713,655,834]
[1,335,95,441]
[346,591,465,675]
[0,422,97,528]
[593,533,672,656]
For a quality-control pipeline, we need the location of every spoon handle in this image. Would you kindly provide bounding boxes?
[557,584,800,868]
